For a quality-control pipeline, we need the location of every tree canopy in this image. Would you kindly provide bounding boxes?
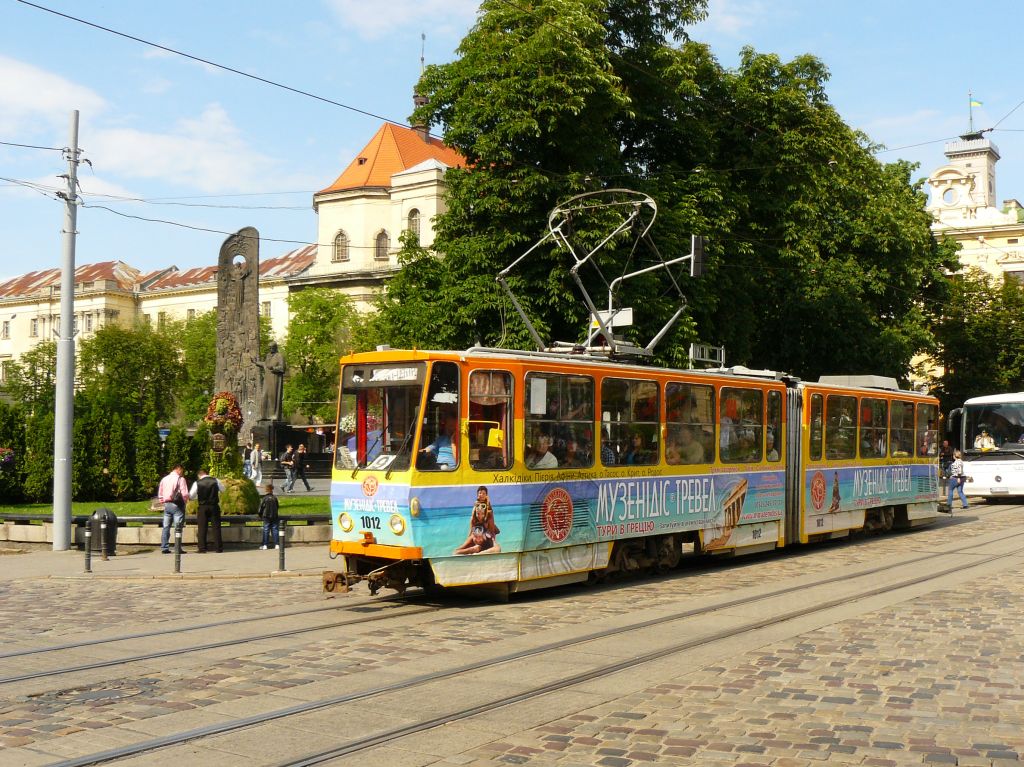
[376,0,954,383]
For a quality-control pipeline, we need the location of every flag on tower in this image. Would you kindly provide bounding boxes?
[970,99,983,107]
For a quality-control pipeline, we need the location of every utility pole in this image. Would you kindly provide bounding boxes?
[52,110,80,551]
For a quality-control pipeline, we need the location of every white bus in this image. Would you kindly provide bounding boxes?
[951,392,1024,499]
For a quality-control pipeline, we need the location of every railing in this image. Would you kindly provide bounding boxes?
[0,513,330,526]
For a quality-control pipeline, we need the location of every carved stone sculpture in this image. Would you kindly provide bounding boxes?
[214,227,260,423]
[254,342,286,422]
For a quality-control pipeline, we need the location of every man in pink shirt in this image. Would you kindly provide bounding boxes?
[157,464,189,554]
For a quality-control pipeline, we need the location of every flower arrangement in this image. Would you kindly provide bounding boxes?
[204,391,244,434]
[0,447,13,469]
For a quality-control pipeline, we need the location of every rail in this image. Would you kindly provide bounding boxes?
[0,513,330,526]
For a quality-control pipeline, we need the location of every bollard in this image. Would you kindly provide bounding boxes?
[84,527,92,573]
[277,524,286,571]
[99,519,108,561]
[174,526,182,574]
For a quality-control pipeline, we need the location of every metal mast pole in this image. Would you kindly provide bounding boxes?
[52,110,80,551]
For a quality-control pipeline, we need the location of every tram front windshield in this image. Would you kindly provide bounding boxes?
[336,363,424,471]
[963,401,1024,455]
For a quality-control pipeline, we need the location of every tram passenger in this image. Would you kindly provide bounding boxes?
[562,438,585,468]
[600,427,617,465]
[420,411,457,469]
[624,432,652,465]
[766,430,779,461]
[527,433,558,469]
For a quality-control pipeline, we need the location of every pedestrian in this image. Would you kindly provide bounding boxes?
[293,444,313,491]
[157,464,189,554]
[258,481,280,549]
[250,442,263,487]
[279,444,295,492]
[946,449,969,512]
[242,441,253,479]
[939,439,954,479]
[190,469,225,553]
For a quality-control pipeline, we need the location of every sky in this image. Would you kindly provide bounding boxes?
[2,0,1022,282]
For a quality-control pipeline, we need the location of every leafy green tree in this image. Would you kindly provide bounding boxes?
[380,0,949,383]
[107,411,136,500]
[930,269,1024,412]
[23,411,54,502]
[71,392,103,501]
[0,400,26,503]
[78,323,180,422]
[282,287,374,423]
[164,424,191,474]
[135,413,162,498]
[3,341,57,414]
[163,310,217,423]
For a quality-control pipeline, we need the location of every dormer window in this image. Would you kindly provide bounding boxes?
[357,157,367,165]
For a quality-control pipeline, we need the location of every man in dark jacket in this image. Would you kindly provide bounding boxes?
[190,469,225,553]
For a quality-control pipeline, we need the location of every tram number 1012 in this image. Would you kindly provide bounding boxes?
[360,516,382,530]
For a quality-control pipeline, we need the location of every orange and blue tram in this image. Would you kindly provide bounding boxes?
[326,347,940,596]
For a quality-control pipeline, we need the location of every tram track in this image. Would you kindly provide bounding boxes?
[6,520,1019,688]
[41,527,1024,767]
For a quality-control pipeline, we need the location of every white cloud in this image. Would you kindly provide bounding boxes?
[0,54,106,137]
[323,0,478,40]
[87,103,280,194]
[694,0,770,38]
[141,77,174,96]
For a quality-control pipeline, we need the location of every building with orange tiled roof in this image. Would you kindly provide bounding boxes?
[0,117,465,382]
[303,122,466,309]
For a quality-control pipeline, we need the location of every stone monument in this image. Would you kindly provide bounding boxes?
[214,227,261,433]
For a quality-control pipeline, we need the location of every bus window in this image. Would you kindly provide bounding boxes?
[602,378,658,465]
[525,373,594,470]
[917,403,939,457]
[825,395,856,460]
[721,387,763,463]
[890,400,914,457]
[665,382,714,465]
[417,361,460,471]
[469,370,512,471]
[809,393,823,461]
[860,398,888,458]
[767,390,782,462]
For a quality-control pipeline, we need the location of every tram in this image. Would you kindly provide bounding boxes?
[324,191,940,596]
[951,392,1024,499]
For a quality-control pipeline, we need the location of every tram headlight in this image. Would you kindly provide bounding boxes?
[339,513,354,533]
[410,497,421,517]
[389,514,406,536]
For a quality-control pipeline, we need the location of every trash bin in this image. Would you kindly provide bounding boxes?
[90,508,117,556]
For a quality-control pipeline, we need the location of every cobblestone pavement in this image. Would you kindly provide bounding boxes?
[1,505,1021,762]
[461,561,1024,767]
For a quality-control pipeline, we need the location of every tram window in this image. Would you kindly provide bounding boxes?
[859,398,888,458]
[602,378,658,465]
[916,403,939,457]
[469,370,513,471]
[524,373,594,470]
[809,393,823,461]
[825,395,856,460]
[767,390,782,462]
[665,382,714,465]
[720,387,763,463]
[890,400,915,457]
[417,361,460,471]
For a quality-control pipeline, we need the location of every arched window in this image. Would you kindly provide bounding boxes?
[407,209,421,244]
[375,230,390,261]
[332,231,349,262]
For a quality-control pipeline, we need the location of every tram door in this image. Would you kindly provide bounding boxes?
[783,386,803,546]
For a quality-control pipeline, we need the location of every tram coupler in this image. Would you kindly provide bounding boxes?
[322,570,351,595]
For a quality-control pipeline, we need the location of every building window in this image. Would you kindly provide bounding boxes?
[157,311,167,329]
[1009,238,1019,244]
[261,301,271,318]
[73,315,78,334]
[332,231,349,262]
[0,360,9,384]
[84,314,93,333]
[187,309,195,321]
[143,314,152,325]
[30,319,38,337]
[1006,271,1024,285]
[0,321,8,340]
[375,230,390,260]
[407,209,421,244]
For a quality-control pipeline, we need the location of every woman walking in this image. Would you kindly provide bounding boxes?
[946,449,969,512]
[251,442,263,487]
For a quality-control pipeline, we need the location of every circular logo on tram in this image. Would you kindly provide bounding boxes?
[810,471,826,511]
[541,487,573,543]
[361,476,379,497]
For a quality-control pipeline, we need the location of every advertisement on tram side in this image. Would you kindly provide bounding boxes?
[802,463,939,515]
